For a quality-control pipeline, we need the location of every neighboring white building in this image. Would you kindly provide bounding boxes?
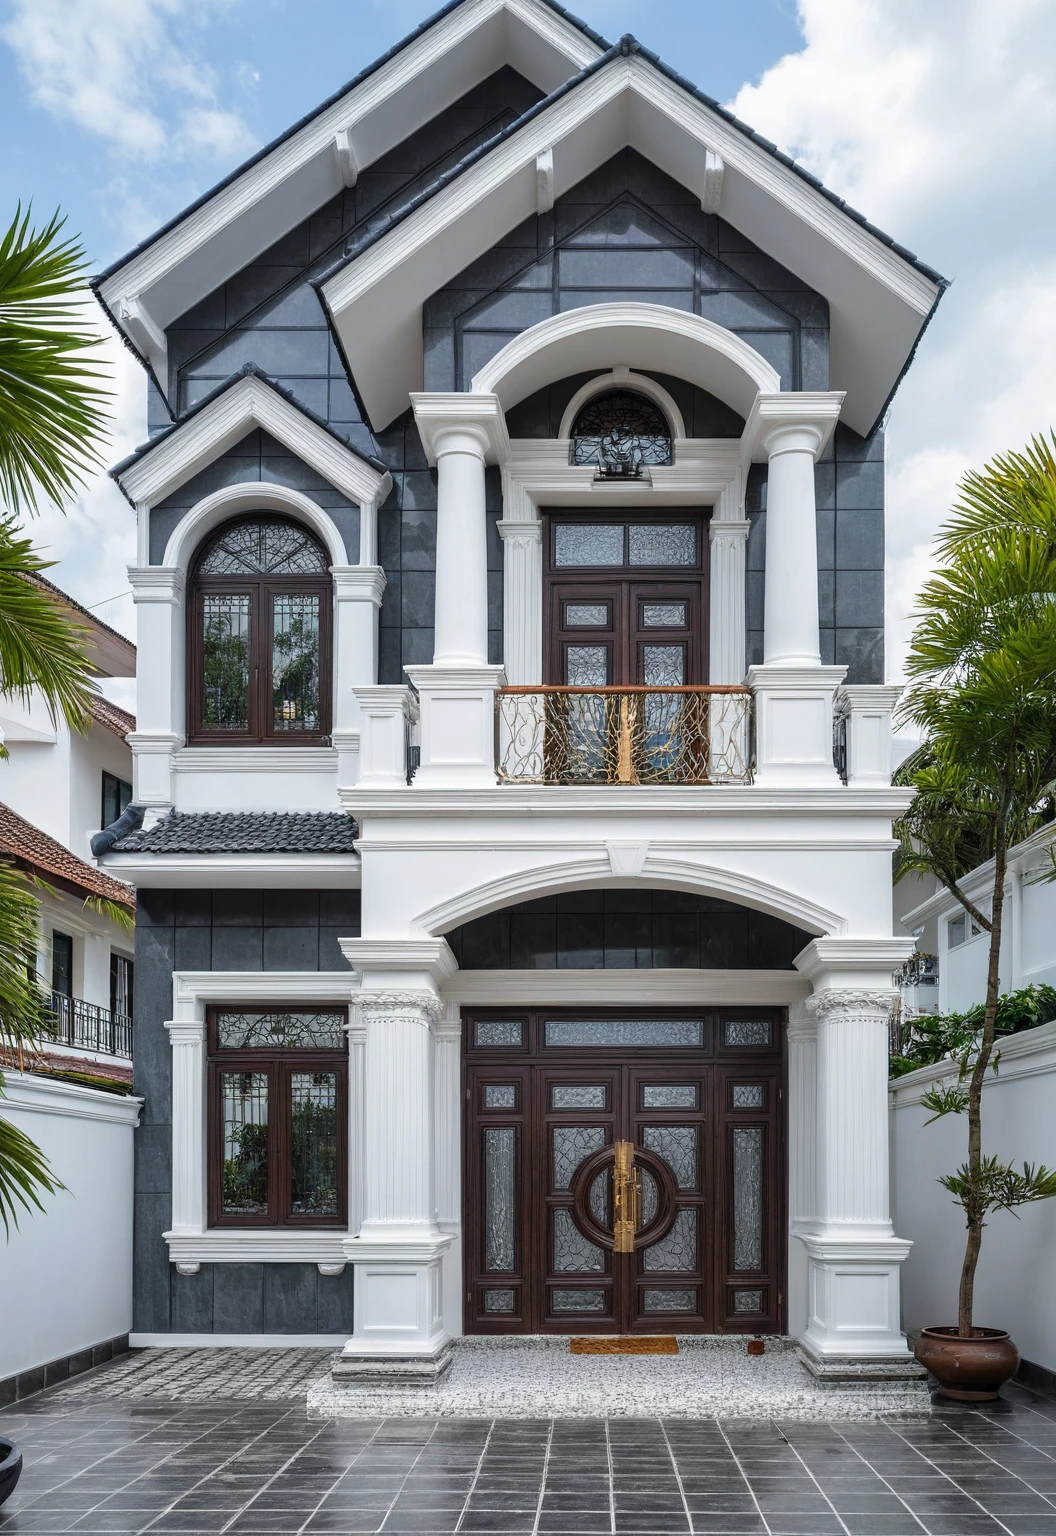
[91,0,947,1382]
[0,577,137,1083]
[896,825,1056,1017]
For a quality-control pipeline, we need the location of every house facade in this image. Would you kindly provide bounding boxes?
[92,0,945,1380]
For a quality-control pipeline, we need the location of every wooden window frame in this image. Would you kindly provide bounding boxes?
[207,1006,348,1229]
[188,536,333,747]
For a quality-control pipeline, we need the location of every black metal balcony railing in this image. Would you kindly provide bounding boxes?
[49,992,133,1061]
[496,686,753,786]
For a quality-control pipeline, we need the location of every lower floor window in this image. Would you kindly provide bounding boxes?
[208,1007,347,1227]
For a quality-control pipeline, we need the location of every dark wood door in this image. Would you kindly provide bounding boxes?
[463,1010,784,1335]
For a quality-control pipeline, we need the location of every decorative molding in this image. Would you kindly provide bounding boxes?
[164,1229,348,1265]
[332,565,386,605]
[446,968,810,1007]
[556,366,687,442]
[700,148,725,214]
[472,303,779,420]
[606,841,648,877]
[0,1072,142,1127]
[344,783,915,817]
[742,391,845,464]
[807,988,897,1020]
[355,991,445,1024]
[339,937,458,983]
[333,126,359,187]
[174,746,339,773]
[128,566,185,602]
[119,373,390,517]
[173,971,357,1017]
[161,483,352,573]
[535,146,555,214]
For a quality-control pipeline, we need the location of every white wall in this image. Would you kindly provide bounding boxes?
[891,1018,1056,1371]
[0,1073,140,1379]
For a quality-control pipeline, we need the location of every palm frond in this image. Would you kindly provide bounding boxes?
[0,205,111,515]
[0,1106,64,1236]
[0,517,98,729]
[82,894,135,933]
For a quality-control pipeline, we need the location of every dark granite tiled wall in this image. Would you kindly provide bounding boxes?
[746,422,886,681]
[133,888,359,1336]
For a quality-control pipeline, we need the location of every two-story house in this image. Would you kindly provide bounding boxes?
[92,0,944,1384]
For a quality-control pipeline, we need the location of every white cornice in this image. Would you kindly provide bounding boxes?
[320,52,940,434]
[96,0,601,348]
[117,374,391,513]
[172,970,358,1020]
[447,968,809,1005]
[101,854,361,889]
[341,784,916,817]
[1,1072,142,1127]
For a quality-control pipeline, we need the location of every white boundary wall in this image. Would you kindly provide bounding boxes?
[0,1073,140,1380]
[891,1019,1056,1372]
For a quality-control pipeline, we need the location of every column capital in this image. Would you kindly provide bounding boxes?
[795,936,917,993]
[497,517,543,545]
[340,936,458,996]
[742,391,845,463]
[806,987,898,1021]
[709,518,750,543]
[411,391,509,465]
[332,565,386,605]
[128,565,185,602]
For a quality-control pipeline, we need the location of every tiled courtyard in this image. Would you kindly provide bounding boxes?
[4,1353,1056,1536]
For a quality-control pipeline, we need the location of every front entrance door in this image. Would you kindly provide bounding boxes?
[463,1010,784,1335]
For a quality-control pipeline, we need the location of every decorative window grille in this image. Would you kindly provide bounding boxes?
[570,390,673,477]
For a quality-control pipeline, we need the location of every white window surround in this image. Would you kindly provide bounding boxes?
[164,970,359,1272]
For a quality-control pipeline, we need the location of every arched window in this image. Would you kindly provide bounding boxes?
[189,515,332,745]
[570,389,673,477]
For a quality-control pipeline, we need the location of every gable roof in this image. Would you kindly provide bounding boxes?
[89,697,136,741]
[0,802,135,912]
[112,366,391,515]
[317,38,945,436]
[30,574,136,680]
[92,0,606,378]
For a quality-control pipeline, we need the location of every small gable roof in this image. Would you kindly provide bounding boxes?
[0,802,135,912]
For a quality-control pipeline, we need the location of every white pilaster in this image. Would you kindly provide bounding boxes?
[404,664,505,788]
[838,684,903,787]
[794,937,917,1368]
[128,566,186,806]
[345,1003,366,1240]
[352,685,416,788]
[165,1017,206,1241]
[785,1003,817,1345]
[708,519,750,685]
[497,519,543,685]
[332,566,386,784]
[335,939,457,1382]
[435,1004,464,1343]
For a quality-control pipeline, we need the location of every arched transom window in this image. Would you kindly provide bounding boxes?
[189,515,331,745]
[570,389,673,477]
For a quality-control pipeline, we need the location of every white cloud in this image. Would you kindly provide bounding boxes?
[2,0,257,163]
[729,0,1056,678]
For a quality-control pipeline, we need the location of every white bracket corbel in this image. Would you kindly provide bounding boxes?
[118,295,168,374]
[536,147,555,215]
[334,127,359,189]
[701,149,725,215]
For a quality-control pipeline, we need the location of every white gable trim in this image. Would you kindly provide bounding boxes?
[95,0,602,357]
[116,373,391,514]
[321,52,941,434]
[161,481,352,571]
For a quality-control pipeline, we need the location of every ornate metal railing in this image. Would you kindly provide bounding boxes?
[496,686,753,786]
[49,992,133,1060]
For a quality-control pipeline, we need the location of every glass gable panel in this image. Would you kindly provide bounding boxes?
[545,1019,703,1047]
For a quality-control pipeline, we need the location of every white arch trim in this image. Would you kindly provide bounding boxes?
[163,482,351,572]
[471,303,781,422]
[557,367,687,443]
[413,854,844,939]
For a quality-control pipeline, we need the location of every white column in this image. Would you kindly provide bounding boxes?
[794,937,919,1372]
[345,1004,367,1239]
[497,519,543,685]
[762,423,825,666]
[332,566,386,785]
[786,1003,817,1342]
[164,1017,206,1265]
[433,425,490,666]
[128,566,185,807]
[708,519,750,685]
[336,938,456,1383]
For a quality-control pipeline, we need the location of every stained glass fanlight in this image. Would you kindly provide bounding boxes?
[570,389,673,477]
[196,516,329,576]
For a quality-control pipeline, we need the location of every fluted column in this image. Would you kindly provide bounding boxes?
[434,1006,463,1230]
[357,988,441,1242]
[345,1005,367,1238]
[498,519,543,685]
[809,988,894,1235]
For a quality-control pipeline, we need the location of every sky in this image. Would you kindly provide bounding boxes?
[2,0,1056,704]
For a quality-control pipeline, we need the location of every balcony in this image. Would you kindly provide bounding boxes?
[49,993,133,1061]
[495,686,752,786]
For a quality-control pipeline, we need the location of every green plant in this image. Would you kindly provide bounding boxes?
[895,433,1056,1335]
[890,983,1056,1078]
[0,205,111,1231]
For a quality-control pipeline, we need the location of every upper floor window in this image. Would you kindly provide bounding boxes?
[101,770,132,829]
[189,515,332,745]
[570,390,673,477]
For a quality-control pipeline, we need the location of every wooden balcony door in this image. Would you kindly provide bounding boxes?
[463,1010,785,1336]
[543,512,708,687]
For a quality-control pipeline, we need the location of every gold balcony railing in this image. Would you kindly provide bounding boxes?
[496,686,753,786]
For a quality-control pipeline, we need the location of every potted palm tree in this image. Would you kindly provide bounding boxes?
[895,435,1056,1400]
[0,208,109,1481]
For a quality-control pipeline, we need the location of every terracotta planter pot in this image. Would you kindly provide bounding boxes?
[914,1326,1019,1401]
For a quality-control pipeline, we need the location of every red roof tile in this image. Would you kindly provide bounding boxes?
[0,802,135,911]
[89,695,136,739]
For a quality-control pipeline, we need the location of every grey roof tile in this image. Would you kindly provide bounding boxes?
[106,809,359,855]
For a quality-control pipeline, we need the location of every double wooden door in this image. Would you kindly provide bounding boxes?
[463,1010,784,1335]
